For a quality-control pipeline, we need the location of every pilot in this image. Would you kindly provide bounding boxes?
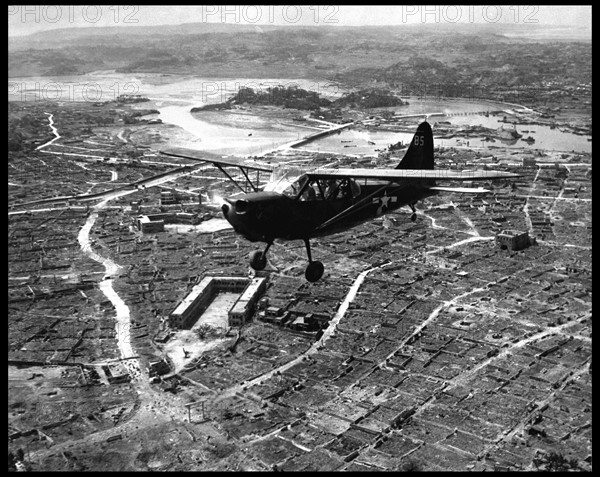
[301,184,317,201]
[341,180,352,198]
[325,179,338,199]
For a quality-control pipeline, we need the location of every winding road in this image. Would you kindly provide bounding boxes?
[77,200,141,380]
[34,114,142,380]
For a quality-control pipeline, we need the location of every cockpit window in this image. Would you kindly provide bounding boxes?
[350,179,361,197]
[298,176,322,201]
[263,167,306,198]
[321,178,361,200]
[265,170,361,201]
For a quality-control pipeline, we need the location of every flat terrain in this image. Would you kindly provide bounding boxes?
[8,16,591,469]
[8,89,591,471]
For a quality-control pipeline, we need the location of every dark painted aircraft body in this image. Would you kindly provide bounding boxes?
[162,121,520,281]
[222,179,437,242]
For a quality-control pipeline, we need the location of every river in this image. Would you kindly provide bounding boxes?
[9,72,591,154]
[295,117,592,156]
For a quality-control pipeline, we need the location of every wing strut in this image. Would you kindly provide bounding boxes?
[160,147,273,193]
[315,182,391,231]
[215,164,246,194]
[238,166,259,193]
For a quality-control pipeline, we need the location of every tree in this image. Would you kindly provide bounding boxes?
[195,323,213,339]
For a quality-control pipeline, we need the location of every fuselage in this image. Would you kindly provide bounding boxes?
[161,121,521,282]
[221,178,438,243]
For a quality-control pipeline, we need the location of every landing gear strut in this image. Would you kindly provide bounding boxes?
[409,203,417,222]
[249,242,272,271]
[304,239,324,282]
[249,240,324,282]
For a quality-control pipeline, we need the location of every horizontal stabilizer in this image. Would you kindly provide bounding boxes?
[161,147,274,172]
[307,168,522,181]
[428,186,490,193]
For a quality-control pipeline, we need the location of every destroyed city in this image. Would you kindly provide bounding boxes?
[8,5,591,472]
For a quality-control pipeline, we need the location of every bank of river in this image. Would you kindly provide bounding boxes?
[159,105,311,155]
[156,94,591,155]
[296,115,592,155]
[9,72,591,154]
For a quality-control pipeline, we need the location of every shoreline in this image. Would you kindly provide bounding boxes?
[8,72,591,155]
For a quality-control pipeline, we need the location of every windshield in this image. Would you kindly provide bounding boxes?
[263,167,309,197]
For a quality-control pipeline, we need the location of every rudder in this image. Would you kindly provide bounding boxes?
[396,121,434,170]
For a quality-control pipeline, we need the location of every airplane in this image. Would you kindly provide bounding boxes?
[161,121,521,282]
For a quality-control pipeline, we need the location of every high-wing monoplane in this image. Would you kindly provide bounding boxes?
[161,122,521,282]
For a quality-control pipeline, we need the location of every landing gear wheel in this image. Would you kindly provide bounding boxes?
[249,250,267,271]
[305,261,324,282]
[409,203,417,222]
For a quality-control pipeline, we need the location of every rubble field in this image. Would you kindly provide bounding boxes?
[8,97,591,471]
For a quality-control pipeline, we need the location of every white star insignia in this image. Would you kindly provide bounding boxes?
[372,191,397,215]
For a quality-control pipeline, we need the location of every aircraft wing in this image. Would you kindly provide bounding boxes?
[161,147,274,172]
[428,186,490,193]
[306,168,521,181]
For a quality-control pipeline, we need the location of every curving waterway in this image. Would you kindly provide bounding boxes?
[77,200,142,379]
[10,72,590,155]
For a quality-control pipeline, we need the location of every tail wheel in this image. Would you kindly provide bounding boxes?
[250,250,267,271]
[305,261,324,282]
[409,203,417,222]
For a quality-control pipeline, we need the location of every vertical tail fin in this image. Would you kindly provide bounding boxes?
[396,121,434,170]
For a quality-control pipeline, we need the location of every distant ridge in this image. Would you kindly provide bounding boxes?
[9,22,590,85]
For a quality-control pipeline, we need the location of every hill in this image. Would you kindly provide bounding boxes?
[8,23,591,104]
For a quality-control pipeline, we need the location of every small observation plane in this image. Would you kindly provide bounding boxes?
[161,122,521,282]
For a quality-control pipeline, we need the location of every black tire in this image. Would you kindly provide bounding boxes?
[305,261,324,282]
[250,250,267,270]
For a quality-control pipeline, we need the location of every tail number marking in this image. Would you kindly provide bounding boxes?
[414,135,425,146]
